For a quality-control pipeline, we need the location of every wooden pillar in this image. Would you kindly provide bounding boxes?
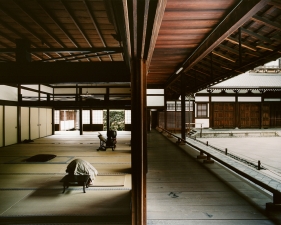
[90,108,93,131]
[235,90,239,128]
[79,108,83,135]
[181,75,186,140]
[107,109,110,131]
[17,105,21,144]
[131,59,146,225]
[16,39,31,62]
[52,108,55,135]
[208,91,212,128]
[260,91,264,129]
[17,85,21,143]
[106,88,110,131]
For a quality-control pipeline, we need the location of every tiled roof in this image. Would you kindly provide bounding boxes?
[212,72,281,88]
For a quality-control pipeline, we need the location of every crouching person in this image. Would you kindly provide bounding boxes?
[66,158,98,185]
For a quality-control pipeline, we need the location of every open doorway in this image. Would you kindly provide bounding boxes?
[54,109,131,132]
[103,110,125,131]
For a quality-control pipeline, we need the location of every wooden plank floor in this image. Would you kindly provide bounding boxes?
[146,129,276,225]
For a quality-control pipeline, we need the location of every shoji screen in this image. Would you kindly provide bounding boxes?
[4,106,17,146]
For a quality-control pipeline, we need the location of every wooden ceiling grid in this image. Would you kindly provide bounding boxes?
[0,0,280,100]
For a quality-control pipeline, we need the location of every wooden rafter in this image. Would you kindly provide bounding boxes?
[165,0,271,88]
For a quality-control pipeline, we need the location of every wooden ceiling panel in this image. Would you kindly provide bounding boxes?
[165,0,239,10]
[0,0,280,99]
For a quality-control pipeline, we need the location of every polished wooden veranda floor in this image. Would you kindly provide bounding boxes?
[147,129,279,225]
[0,130,279,225]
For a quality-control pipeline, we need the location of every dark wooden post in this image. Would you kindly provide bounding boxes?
[181,74,186,140]
[90,108,93,131]
[52,108,55,135]
[16,39,31,63]
[107,109,110,131]
[131,59,146,225]
[79,108,83,135]
[235,90,239,128]
[17,85,21,143]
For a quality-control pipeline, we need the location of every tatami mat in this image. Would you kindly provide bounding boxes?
[0,131,132,224]
[1,190,131,216]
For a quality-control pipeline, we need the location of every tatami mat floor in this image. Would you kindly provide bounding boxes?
[0,131,132,225]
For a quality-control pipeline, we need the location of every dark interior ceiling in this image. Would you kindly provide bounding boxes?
[0,0,281,100]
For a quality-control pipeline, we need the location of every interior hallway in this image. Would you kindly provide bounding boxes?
[147,129,280,225]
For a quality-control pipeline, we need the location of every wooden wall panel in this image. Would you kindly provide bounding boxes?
[213,103,235,128]
[270,102,281,127]
[239,103,260,128]
[262,103,270,128]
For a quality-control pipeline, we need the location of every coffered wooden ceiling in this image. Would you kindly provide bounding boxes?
[0,0,281,100]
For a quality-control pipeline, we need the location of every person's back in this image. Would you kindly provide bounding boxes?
[66,158,98,183]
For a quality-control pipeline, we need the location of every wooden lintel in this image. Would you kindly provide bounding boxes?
[0,62,130,84]
[0,47,123,54]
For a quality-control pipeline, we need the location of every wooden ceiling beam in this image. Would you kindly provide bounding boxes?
[0,3,53,59]
[241,27,272,43]
[226,37,257,51]
[0,47,123,54]
[212,51,237,63]
[38,51,122,62]
[13,0,65,49]
[217,44,239,55]
[165,0,271,88]
[146,0,167,72]
[60,0,93,62]
[0,62,130,84]
[36,0,79,48]
[269,0,281,9]
[252,15,281,31]
[82,0,113,61]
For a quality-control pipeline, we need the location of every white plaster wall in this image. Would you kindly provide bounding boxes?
[211,96,235,102]
[40,85,53,94]
[54,88,76,94]
[21,89,38,97]
[147,96,164,106]
[195,119,209,128]
[22,85,39,90]
[238,96,261,102]
[0,85,17,101]
[195,96,209,102]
